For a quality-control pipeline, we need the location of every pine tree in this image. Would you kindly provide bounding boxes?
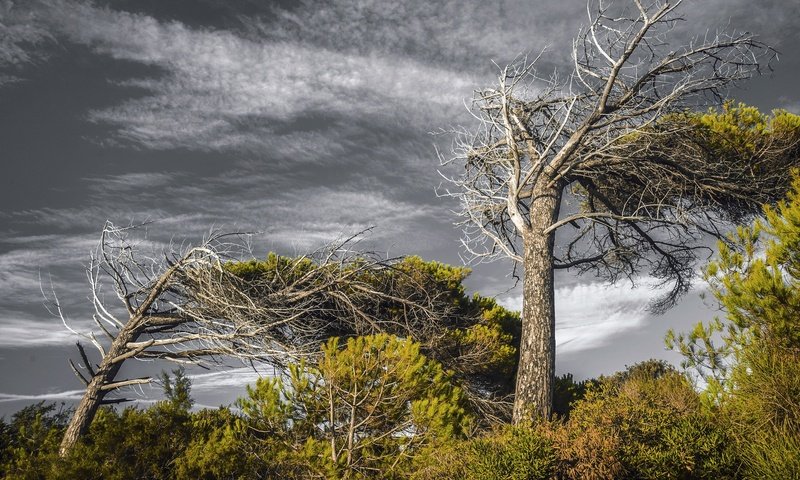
[667,170,800,477]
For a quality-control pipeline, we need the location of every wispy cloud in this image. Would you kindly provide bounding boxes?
[25,0,789,156]
[0,366,264,411]
[498,278,672,355]
[83,171,175,191]
[259,186,440,249]
[0,0,54,84]
[0,227,171,347]
[0,179,444,348]
[23,0,478,154]
[248,1,575,68]
[0,315,85,347]
[7,0,798,149]
[187,367,267,392]
[77,166,444,251]
[0,388,85,403]
[0,234,99,305]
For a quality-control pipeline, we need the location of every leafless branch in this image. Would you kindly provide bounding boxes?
[57,221,508,453]
[440,0,789,310]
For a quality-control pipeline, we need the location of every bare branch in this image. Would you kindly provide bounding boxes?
[440,0,794,422]
[100,377,152,391]
[57,221,499,453]
[443,0,781,287]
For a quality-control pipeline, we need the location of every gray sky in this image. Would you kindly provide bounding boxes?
[1,0,798,417]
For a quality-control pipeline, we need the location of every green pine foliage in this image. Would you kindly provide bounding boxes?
[174,408,270,480]
[411,424,556,480]
[227,254,523,413]
[233,334,472,479]
[6,189,800,479]
[668,171,800,478]
[552,373,593,418]
[0,403,68,480]
[54,370,197,480]
[690,102,800,161]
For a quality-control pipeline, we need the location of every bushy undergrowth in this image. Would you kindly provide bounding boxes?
[2,356,789,480]
[7,178,800,479]
[411,361,737,480]
[551,362,737,480]
[411,424,556,480]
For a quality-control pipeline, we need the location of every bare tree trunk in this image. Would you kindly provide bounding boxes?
[512,186,561,423]
[59,327,139,456]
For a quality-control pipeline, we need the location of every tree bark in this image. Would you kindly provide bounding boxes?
[58,327,140,456]
[512,185,561,423]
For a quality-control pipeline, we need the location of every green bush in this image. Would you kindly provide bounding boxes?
[725,347,800,479]
[411,424,554,480]
[241,334,472,479]
[668,172,800,479]
[0,402,68,480]
[553,373,593,418]
[553,361,737,480]
[742,430,800,479]
[463,425,555,480]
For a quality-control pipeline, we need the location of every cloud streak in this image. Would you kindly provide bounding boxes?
[26,0,478,155]
[7,0,799,152]
[0,0,54,85]
[498,278,671,355]
[186,367,267,392]
[0,316,85,347]
[0,180,443,349]
[0,367,264,408]
[0,388,85,403]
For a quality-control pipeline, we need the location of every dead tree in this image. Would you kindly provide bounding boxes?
[440,0,799,422]
[50,222,456,456]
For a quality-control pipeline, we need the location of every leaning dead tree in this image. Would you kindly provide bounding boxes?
[51,222,460,456]
[440,0,800,422]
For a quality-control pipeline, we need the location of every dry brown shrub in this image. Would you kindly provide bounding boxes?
[545,420,624,480]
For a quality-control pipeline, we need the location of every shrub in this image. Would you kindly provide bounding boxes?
[463,425,555,480]
[234,334,472,479]
[411,424,555,480]
[668,172,800,478]
[0,402,68,480]
[742,429,800,479]
[553,373,593,418]
[553,361,736,480]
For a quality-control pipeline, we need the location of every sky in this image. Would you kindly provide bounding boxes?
[0,0,799,418]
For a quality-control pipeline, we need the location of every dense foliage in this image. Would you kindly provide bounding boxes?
[228,255,522,423]
[6,176,800,477]
[1,345,796,479]
[667,170,800,478]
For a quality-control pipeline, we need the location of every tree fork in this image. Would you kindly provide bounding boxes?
[59,325,142,456]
